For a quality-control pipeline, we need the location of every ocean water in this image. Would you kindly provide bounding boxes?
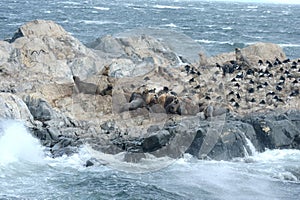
[0,0,300,59]
[1,0,300,199]
[0,120,300,200]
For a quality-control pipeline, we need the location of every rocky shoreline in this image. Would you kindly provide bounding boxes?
[0,20,299,164]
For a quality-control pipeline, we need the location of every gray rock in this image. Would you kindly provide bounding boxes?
[142,130,172,152]
[245,113,300,150]
[23,95,57,121]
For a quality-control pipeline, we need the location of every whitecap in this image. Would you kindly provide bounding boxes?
[153,5,184,9]
[163,23,177,28]
[247,6,258,9]
[81,20,119,25]
[195,39,217,44]
[93,6,110,11]
[222,26,233,30]
[278,43,300,47]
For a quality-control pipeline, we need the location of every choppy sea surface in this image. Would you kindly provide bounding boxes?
[0,0,300,59]
[1,0,300,199]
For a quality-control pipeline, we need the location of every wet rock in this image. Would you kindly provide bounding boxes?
[244,112,300,150]
[142,130,172,152]
[85,160,94,167]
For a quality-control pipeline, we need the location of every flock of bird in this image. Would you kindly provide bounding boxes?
[180,49,300,114]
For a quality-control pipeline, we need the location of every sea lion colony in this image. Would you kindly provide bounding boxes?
[73,50,300,118]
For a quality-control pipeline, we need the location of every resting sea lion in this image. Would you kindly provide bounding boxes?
[73,76,101,95]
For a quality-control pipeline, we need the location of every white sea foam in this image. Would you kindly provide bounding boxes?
[222,26,233,30]
[251,149,300,163]
[81,20,120,25]
[163,23,177,28]
[195,39,217,44]
[153,5,184,9]
[278,43,300,48]
[0,120,44,165]
[93,6,110,11]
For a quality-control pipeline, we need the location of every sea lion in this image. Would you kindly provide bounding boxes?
[73,76,101,95]
[204,105,230,119]
[143,89,158,106]
[176,97,200,115]
[99,84,113,96]
[198,51,208,67]
[119,92,146,112]
[235,48,251,67]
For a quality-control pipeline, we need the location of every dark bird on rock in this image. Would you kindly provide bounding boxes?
[283,59,290,63]
[205,96,211,100]
[248,88,255,93]
[230,98,236,103]
[258,60,264,65]
[279,67,284,72]
[259,100,266,105]
[246,69,255,75]
[290,89,299,97]
[189,78,195,83]
[228,91,235,95]
[263,82,269,86]
[250,98,256,103]
[257,85,263,90]
[234,83,240,88]
[266,60,273,68]
[273,96,284,103]
[276,85,283,91]
[291,61,297,69]
[236,93,241,99]
[266,91,275,96]
[236,72,244,79]
[232,102,240,108]
[185,65,191,73]
[231,78,237,82]
[274,57,282,65]
[230,60,237,65]
[249,79,255,84]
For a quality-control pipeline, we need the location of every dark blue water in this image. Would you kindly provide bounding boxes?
[0,0,300,59]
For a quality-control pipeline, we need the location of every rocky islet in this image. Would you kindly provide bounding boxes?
[0,20,299,164]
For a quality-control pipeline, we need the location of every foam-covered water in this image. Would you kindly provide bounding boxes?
[0,120,300,199]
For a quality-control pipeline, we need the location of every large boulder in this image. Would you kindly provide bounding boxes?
[0,93,33,125]
[244,111,300,150]
[185,119,257,160]
[87,34,181,77]
[206,42,286,66]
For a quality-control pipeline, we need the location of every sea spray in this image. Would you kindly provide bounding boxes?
[0,120,44,165]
